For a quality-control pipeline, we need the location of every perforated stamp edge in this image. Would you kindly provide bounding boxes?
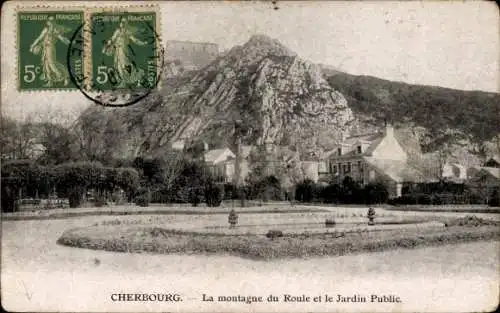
[15,5,86,92]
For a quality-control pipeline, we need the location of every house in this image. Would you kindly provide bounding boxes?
[466,166,500,199]
[301,161,319,183]
[170,140,186,151]
[203,148,236,182]
[484,156,500,168]
[318,123,429,198]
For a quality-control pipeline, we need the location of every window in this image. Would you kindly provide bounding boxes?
[343,164,348,174]
[358,161,363,172]
[347,162,351,173]
[318,161,328,173]
[357,146,362,154]
[329,162,334,173]
[337,147,342,156]
[333,165,338,174]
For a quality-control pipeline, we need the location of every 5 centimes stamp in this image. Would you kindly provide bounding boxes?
[17,9,84,91]
[67,6,164,107]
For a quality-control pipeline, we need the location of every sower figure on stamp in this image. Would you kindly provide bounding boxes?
[29,16,71,87]
[103,17,147,88]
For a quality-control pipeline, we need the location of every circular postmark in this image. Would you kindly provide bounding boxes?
[67,12,164,107]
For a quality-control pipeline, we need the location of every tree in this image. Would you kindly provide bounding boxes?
[0,116,40,161]
[116,168,140,202]
[73,111,123,164]
[158,150,185,194]
[232,119,252,206]
[1,160,41,211]
[251,175,283,202]
[205,179,223,207]
[54,162,105,208]
[38,122,78,165]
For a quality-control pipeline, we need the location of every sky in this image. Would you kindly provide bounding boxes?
[1,1,498,121]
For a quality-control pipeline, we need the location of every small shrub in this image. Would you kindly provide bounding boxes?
[266,229,284,239]
[135,195,149,207]
[367,207,376,225]
[189,189,202,207]
[325,218,336,227]
[135,188,150,207]
[94,196,107,207]
[205,184,222,207]
[488,189,499,207]
[228,209,238,228]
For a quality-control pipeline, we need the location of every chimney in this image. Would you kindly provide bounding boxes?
[340,131,347,142]
[385,123,394,137]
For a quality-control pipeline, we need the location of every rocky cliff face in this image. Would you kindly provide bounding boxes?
[84,35,354,159]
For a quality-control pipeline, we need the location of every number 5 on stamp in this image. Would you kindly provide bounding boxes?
[17,10,84,91]
[89,11,159,92]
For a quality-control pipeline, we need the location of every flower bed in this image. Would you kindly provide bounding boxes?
[56,215,500,260]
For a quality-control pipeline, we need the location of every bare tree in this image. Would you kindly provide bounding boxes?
[1,115,39,160]
[158,150,185,193]
[72,111,124,163]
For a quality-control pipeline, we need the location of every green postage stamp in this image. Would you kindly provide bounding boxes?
[17,7,161,99]
[17,10,84,90]
[89,11,159,91]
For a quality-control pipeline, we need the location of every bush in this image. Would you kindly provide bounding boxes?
[68,186,85,208]
[321,183,340,203]
[94,195,107,207]
[367,207,376,225]
[325,218,336,227]
[295,179,316,202]
[205,184,222,207]
[488,189,499,207]
[266,230,284,239]
[228,209,238,228]
[135,195,149,207]
[364,183,389,204]
[417,194,432,205]
[223,183,238,200]
[251,176,284,201]
[135,188,150,207]
[189,190,202,207]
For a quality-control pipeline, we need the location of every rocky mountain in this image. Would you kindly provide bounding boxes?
[80,35,500,165]
[83,35,354,159]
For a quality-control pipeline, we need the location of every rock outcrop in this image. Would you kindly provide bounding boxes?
[83,35,353,159]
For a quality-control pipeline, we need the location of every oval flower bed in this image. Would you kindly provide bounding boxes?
[56,215,500,260]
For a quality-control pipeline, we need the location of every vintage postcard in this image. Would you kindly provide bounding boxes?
[1,1,499,312]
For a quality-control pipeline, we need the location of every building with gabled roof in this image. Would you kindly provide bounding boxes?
[203,148,236,183]
[317,123,430,198]
[466,166,500,201]
[484,156,500,168]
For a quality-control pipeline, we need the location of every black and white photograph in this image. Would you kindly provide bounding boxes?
[1,1,499,312]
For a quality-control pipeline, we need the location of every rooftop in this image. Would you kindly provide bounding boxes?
[364,157,433,183]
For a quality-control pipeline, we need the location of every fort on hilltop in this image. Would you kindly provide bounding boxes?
[165,40,220,69]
